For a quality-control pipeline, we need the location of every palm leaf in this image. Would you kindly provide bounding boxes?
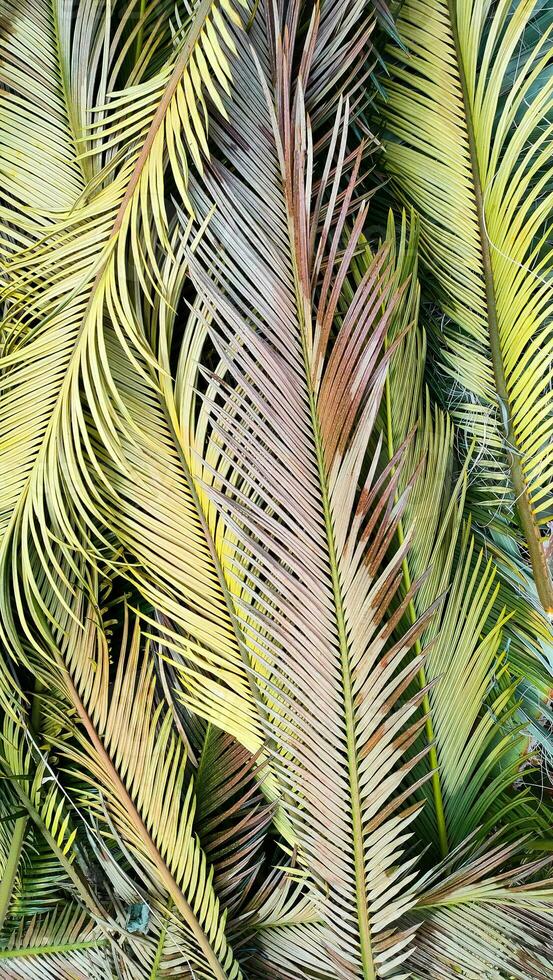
[382,0,553,612]
[380,211,552,852]
[239,874,336,979]
[174,10,440,976]
[0,704,109,929]
[304,0,380,131]
[0,904,109,980]
[407,839,553,978]
[193,726,272,916]
[3,2,552,977]
[46,593,244,979]
[0,0,248,692]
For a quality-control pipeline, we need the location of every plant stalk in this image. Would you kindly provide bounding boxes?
[0,681,45,931]
[0,816,26,932]
[0,940,107,960]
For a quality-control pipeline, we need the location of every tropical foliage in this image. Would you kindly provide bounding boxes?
[0,0,551,977]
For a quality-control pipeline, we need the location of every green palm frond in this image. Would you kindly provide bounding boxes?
[0,694,122,932]
[382,0,553,612]
[0,795,74,930]
[0,704,102,929]
[380,209,552,841]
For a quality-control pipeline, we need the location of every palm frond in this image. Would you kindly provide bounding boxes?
[193,726,272,916]
[46,593,244,979]
[2,2,552,977]
[173,13,439,976]
[0,704,108,929]
[382,0,553,612]
[380,211,552,850]
[0,0,248,693]
[0,904,109,980]
[240,876,334,979]
[407,839,553,978]
[304,0,380,132]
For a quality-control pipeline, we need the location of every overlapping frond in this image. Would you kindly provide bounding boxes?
[0,0,249,695]
[247,880,334,979]
[408,840,553,978]
[45,593,243,979]
[380,212,552,845]
[2,1,552,977]
[304,0,379,130]
[80,315,264,753]
[193,726,272,915]
[0,701,109,932]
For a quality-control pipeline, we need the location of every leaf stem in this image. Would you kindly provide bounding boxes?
[0,816,26,931]
[149,900,172,979]
[0,940,107,960]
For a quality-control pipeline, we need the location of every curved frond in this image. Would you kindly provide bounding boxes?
[408,840,553,978]
[47,595,244,979]
[380,212,552,855]
[0,0,248,695]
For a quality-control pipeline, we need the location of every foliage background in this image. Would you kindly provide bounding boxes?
[0,0,552,977]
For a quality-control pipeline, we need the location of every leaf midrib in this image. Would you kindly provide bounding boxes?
[0,939,106,960]
[310,391,376,980]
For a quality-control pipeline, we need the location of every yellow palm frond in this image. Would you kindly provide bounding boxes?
[0,0,248,690]
[383,0,553,611]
